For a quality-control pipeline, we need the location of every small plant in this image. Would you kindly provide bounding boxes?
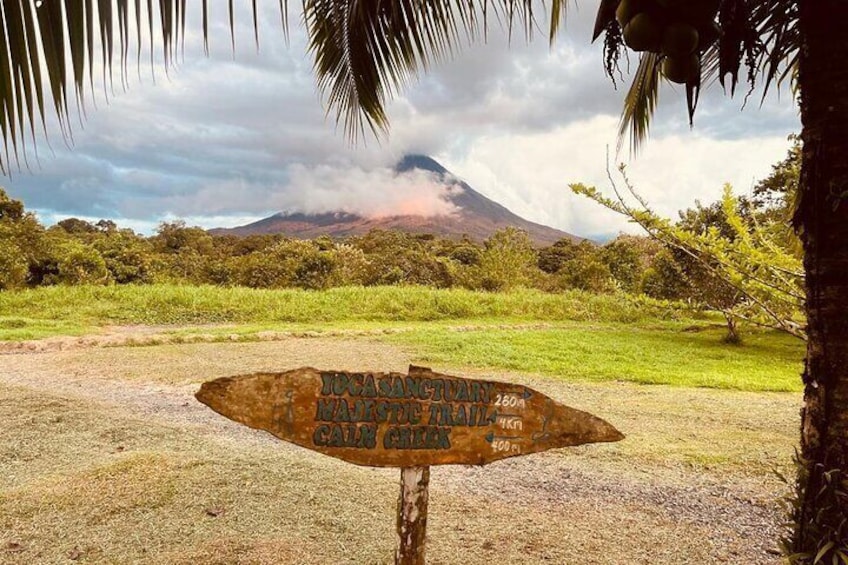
[779,453,848,563]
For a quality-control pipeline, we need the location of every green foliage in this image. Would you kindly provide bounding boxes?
[754,134,801,218]
[780,456,848,564]
[0,189,48,286]
[640,249,688,299]
[294,249,336,290]
[538,239,579,274]
[0,189,24,221]
[0,284,686,330]
[557,251,614,293]
[93,232,154,284]
[0,238,28,290]
[0,190,677,305]
[0,176,799,351]
[600,235,653,292]
[153,221,214,255]
[448,242,482,267]
[56,217,98,234]
[476,227,536,291]
[329,243,369,286]
[572,173,805,339]
[353,230,453,288]
[52,241,111,285]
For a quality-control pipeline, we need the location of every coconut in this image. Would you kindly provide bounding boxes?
[616,0,635,26]
[662,22,699,58]
[616,0,648,27]
[623,13,662,52]
[662,53,700,84]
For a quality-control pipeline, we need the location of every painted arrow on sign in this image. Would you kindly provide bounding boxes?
[196,365,624,468]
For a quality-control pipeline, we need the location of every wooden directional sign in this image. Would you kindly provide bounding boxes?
[196,365,624,468]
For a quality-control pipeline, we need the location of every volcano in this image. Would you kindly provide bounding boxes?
[210,155,582,246]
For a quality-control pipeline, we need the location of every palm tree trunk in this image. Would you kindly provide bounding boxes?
[792,0,848,555]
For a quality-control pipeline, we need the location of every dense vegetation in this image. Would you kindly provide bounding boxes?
[0,192,669,295]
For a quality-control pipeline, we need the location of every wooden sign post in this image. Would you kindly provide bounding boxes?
[196,365,624,564]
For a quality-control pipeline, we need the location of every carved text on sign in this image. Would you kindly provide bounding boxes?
[196,365,624,467]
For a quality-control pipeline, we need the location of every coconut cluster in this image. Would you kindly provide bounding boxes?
[617,0,720,85]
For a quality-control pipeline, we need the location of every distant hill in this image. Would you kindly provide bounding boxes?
[210,155,583,246]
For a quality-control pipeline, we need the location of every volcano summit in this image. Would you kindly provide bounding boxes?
[211,155,582,246]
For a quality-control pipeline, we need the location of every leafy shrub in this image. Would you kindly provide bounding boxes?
[476,227,536,291]
[0,238,28,290]
[53,241,110,285]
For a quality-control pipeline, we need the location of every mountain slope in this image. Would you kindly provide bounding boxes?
[211,156,583,246]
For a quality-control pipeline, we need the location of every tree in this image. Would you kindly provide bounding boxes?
[52,240,111,285]
[0,188,48,286]
[573,180,805,339]
[56,218,98,234]
[0,238,28,290]
[0,0,843,558]
[539,239,617,293]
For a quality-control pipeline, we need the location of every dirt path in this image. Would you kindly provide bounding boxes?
[0,338,797,564]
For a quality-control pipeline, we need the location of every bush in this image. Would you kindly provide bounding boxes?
[328,244,369,286]
[54,241,111,285]
[476,228,536,291]
[641,249,688,299]
[558,256,614,293]
[94,233,154,284]
[0,239,28,290]
[295,251,336,290]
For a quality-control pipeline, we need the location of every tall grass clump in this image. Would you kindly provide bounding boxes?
[0,284,687,329]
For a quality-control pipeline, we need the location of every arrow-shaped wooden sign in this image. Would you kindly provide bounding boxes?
[196,365,623,468]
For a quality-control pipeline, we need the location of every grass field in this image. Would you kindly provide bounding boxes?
[0,284,683,340]
[389,324,803,392]
[0,284,805,393]
[0,285,805,563]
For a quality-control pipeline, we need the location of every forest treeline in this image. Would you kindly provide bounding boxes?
[0,195,674,296]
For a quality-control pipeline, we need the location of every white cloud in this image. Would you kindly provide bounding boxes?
[440,115,794,239]
[272,166,460,218]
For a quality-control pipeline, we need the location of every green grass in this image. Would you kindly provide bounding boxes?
[386,324,804,392]
[0,284,685,340]
[0,316,90,341]
[0,284,805,393]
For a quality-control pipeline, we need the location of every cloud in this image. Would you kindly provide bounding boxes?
[440,115,795,240]
[1,2,801,241]
[275,166,460,218]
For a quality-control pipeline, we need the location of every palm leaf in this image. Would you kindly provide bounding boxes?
[0,0,572,166]
[0,0,797,170]
[303,0,568,140]
[0,0,229,174]
[617,52,660,155]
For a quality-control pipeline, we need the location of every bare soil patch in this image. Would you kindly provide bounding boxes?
[0,338,798,564]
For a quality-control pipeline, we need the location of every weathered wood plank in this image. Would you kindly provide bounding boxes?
[195,365,624,467]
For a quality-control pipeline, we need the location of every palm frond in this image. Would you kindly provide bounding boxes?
[0,0,572,169]
[617,52,660,156]
[303,0,568,141]
[0,1,287,175]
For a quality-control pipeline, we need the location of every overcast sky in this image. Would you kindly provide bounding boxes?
[4,3,799,241]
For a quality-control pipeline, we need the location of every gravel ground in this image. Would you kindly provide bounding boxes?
[0,336,797,564]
